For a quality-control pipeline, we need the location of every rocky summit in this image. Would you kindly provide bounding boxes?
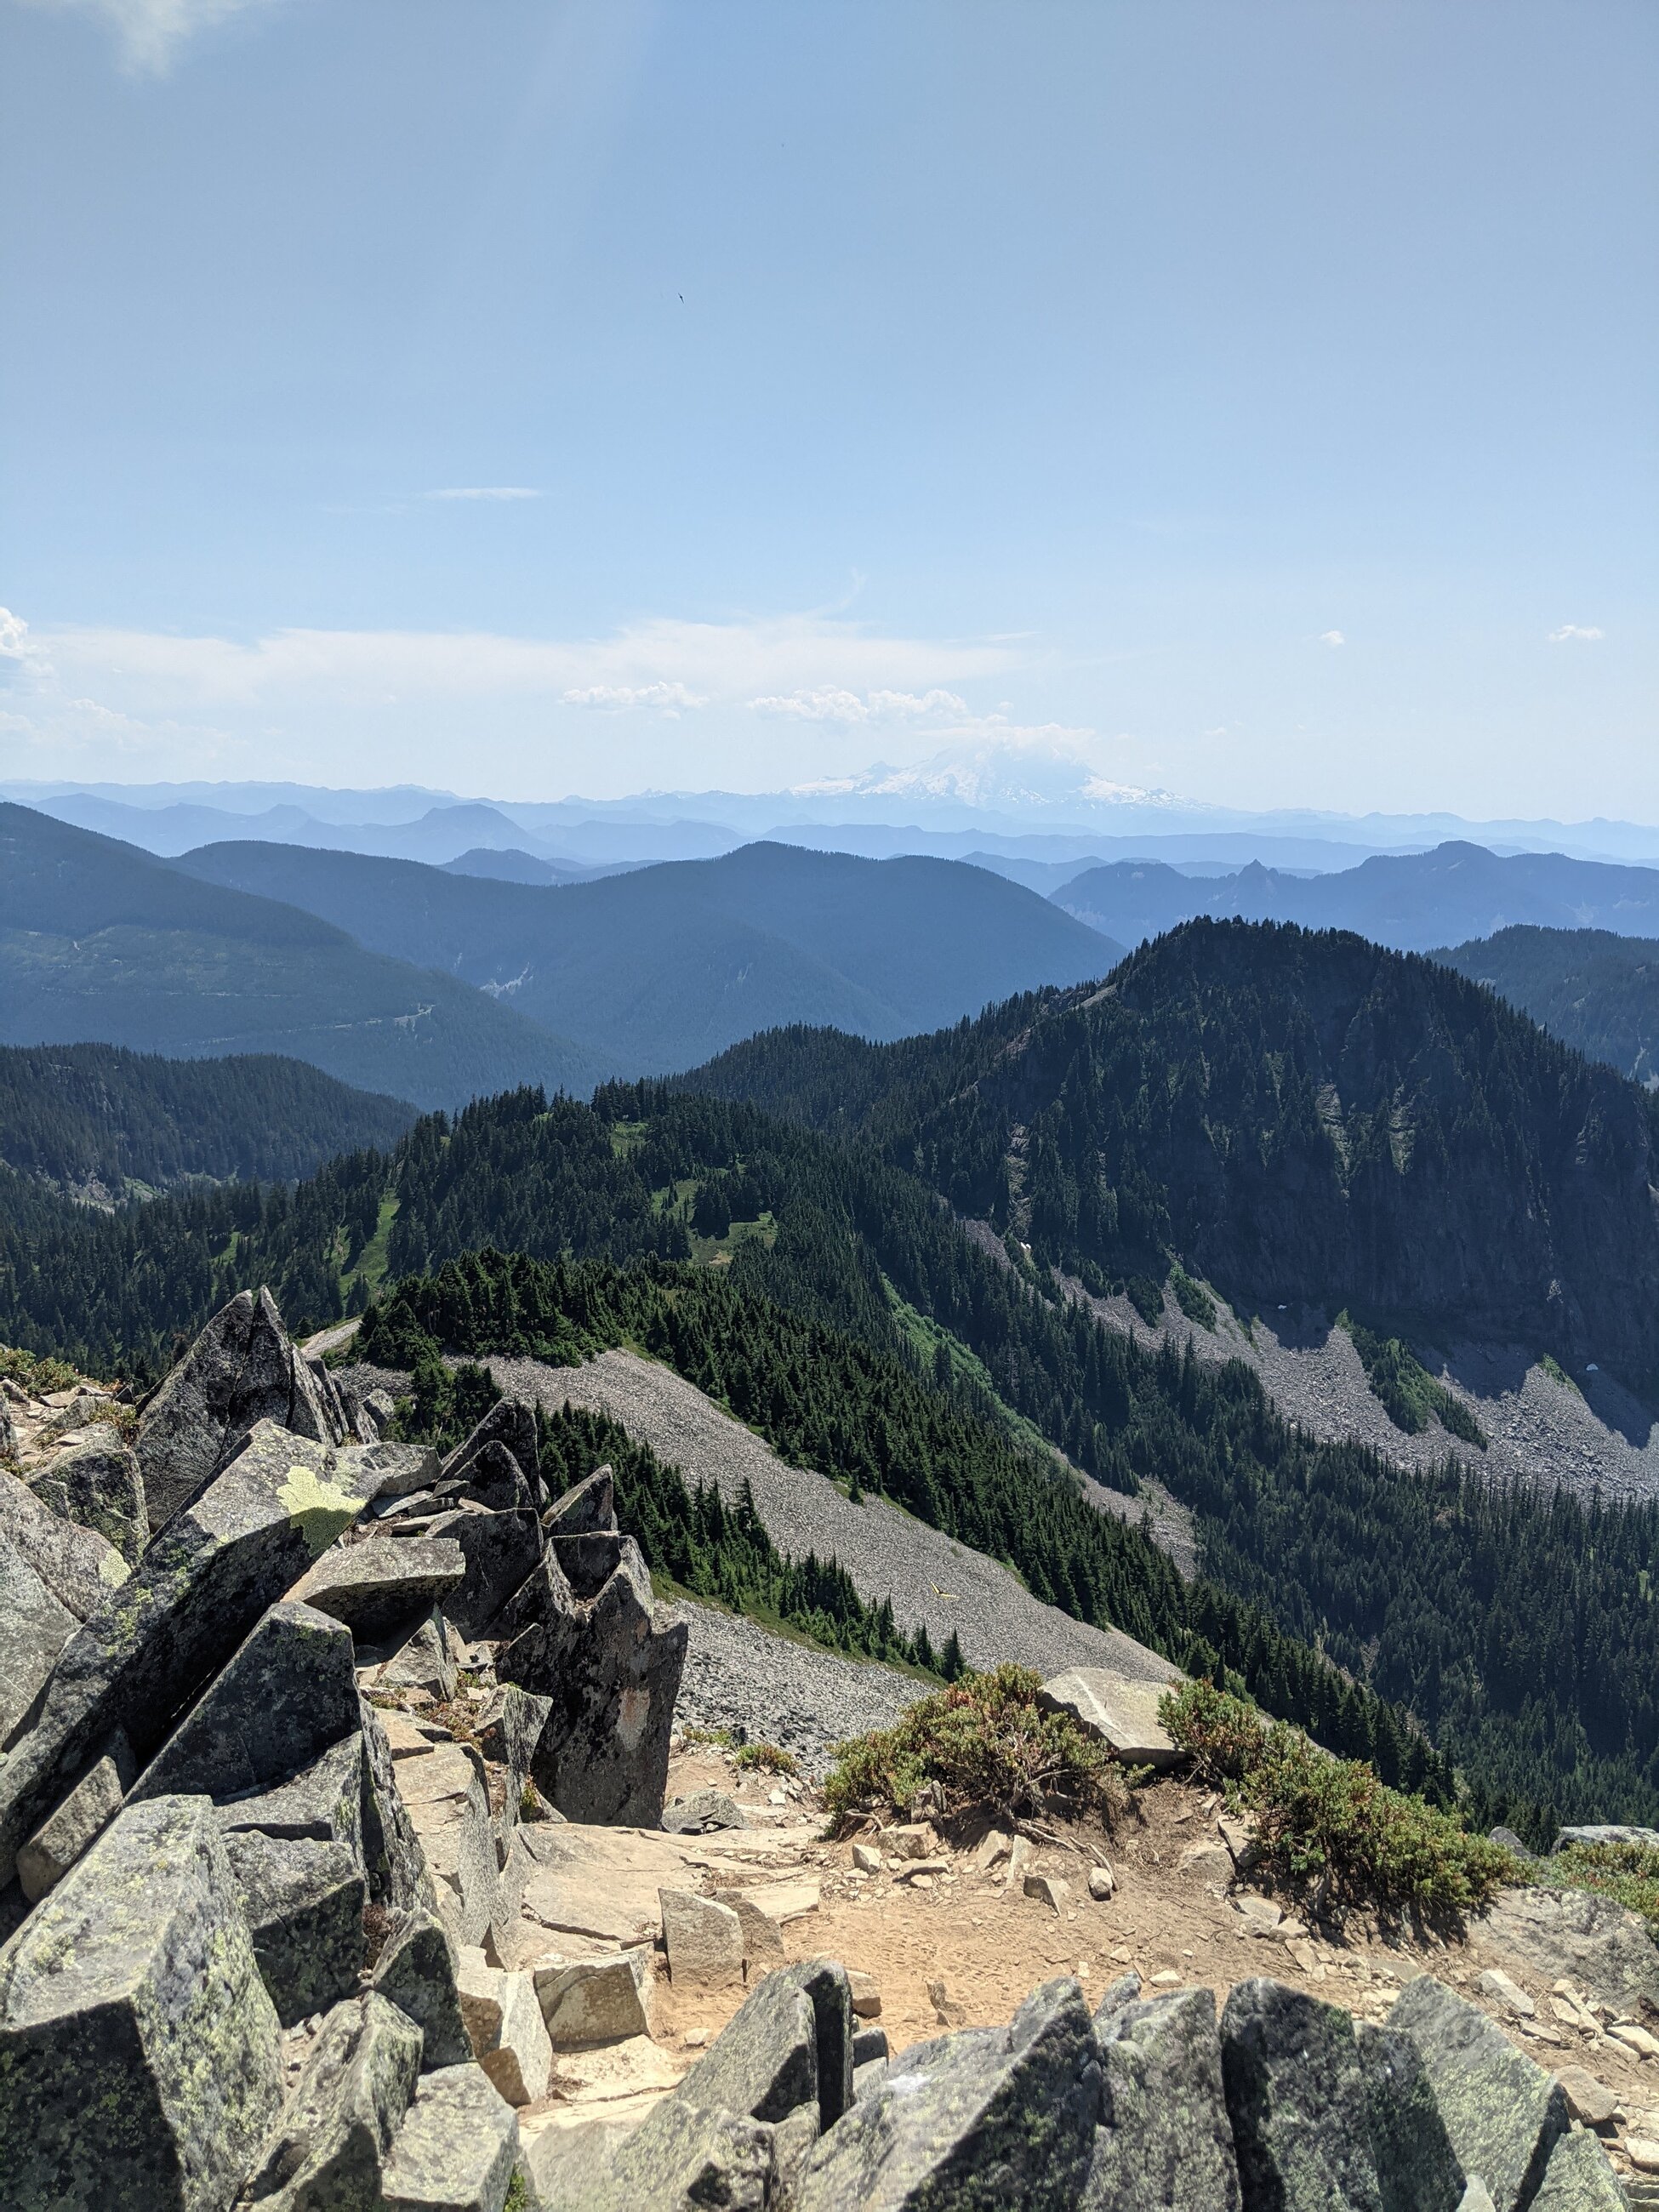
[0,1290,1641,2209]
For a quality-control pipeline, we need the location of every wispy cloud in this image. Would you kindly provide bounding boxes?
[1548,624,1605,643]
[20,0,277,75]
[1320,630,1346,648]
[749,687,970,724]
[562,681,704,712]
[426,487,543,503]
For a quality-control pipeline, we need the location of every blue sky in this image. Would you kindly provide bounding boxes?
[1,0,1652,816]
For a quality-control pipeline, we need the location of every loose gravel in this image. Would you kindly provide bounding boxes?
[1062,1275,1659,1506]
[670,1599,927,1772]
[487,1348,1183,1690]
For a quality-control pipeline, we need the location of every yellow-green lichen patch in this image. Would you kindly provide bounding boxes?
[97,1550,130,1588]
[275,1464,363,1556]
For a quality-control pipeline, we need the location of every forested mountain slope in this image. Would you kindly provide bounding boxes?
[687,919,1659,1391]
[6,1075,1659,1833]
[175,838,1125,1074]
[0,804,602,1110]
[1438,925,1659,1089]
[1056,840,1659,952]
[0,1043,412,1199]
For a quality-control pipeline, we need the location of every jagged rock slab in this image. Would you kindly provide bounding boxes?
[130,1599,362,1803]
[395,1736,502,1949]
[661,1888,745,1992]
[30,1431,148,1565]
[352,1440,442,1498]
[474,1682,552,1777]
[420,1507,542,1642]
[0,1463,127,1620]
[227,1828,368,2027]
[1221,1977,1382,2212]
[1085,1983,1242,2210]
[0,1530,79,1748]
[291,1535,467,1641]
[675,1968,819,2125]
[0,1793,283,2211]
[1388,1975,1567,2212]
[1529,2128,1631,2209]
[0,1422,385,1886]
[1556,1824,1659,1850]
[544,1464,618,1536]
[365,1606,459,1701]
[440,1438,534,1515]
[1474,1882,1659,2014]
[499,1533,687,1826]
[372,1906,473,2069]
[457,1947,553,2107]
[242,1990,421,2211]
[792,1976,1100,2212]
[359,1694,437,1914]
[1037,1666,1181,1768]
[16,1728,134,1901]
[442,1400,540,1491]
[534,1949,655,2049]
[663,1787,747,1835]
[134,1286,307,1529]
[214,1732,365,1855]
[379,2062,522,2212]
[1358,2020,1467,2212]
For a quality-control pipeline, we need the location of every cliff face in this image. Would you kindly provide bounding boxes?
[906,921,1659,1382]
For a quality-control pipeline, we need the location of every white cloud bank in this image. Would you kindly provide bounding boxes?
[1320,630,1346,648]
[0,603,1027,792]
[1548,624,1605,643]
[426,487,543,503]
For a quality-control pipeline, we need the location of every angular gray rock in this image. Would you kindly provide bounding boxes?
[0,1528,79,1747]
[474,1681,553,1779]
[291,1535,467,1641]
[442,1399,540,1491]
[535,1950,655,2049]
[30,1430,148,1564]
[226,1829,368,2027]
[1388,1975,1567,2212]
[1475,1882,1659,2014]
[1220,1977,1382,2212]
[674,1969,819,2126]
[354,1440,442,1498]
[0,1793,283,2211]
[215,1733,365,1855]
[498,1533,687,1826]
[16,1728,134,1901]
[379,2061,522,2212]
[1083,1984,1242,2211]
[0,1422,385,1886]
[611,2096,775,2212]
[359,1694,437,1914]
[791,1975,1101,2212]
[1528,2128,1631,2209]
[371,1906,473,2069]
[784,1955,857,2129]
[1357,2020,1467,2212]
[544,1463,617,1536]
[134,1286,305,1528]
[421,1506,543,1641]
[441,1438,533,1515]
[0,1462,125,1620]
[129,1599,361,1803]
[242,1990,421,2211]
[662,1787,747,1834]
[550,1529,634,1597]
[1556,1824,1659,1851]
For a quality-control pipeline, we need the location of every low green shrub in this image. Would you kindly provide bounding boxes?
[1337,1314,1487,1449]
[0,1343,83,1397]
[1550,1840,1659,1936]
[823,1663,1122,1830]
[734,1741,800,1776]
[1160,1679,1518,1918]
[1171,1269,1217,1331]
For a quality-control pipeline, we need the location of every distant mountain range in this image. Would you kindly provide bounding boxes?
[9,746,1659,865]
[0,805,604,1111]
[1052,841,1659,953]
[0,807,1127,1105]
[174,837,1124,1077]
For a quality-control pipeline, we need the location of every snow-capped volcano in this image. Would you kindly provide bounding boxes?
[789,733,1191,822]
